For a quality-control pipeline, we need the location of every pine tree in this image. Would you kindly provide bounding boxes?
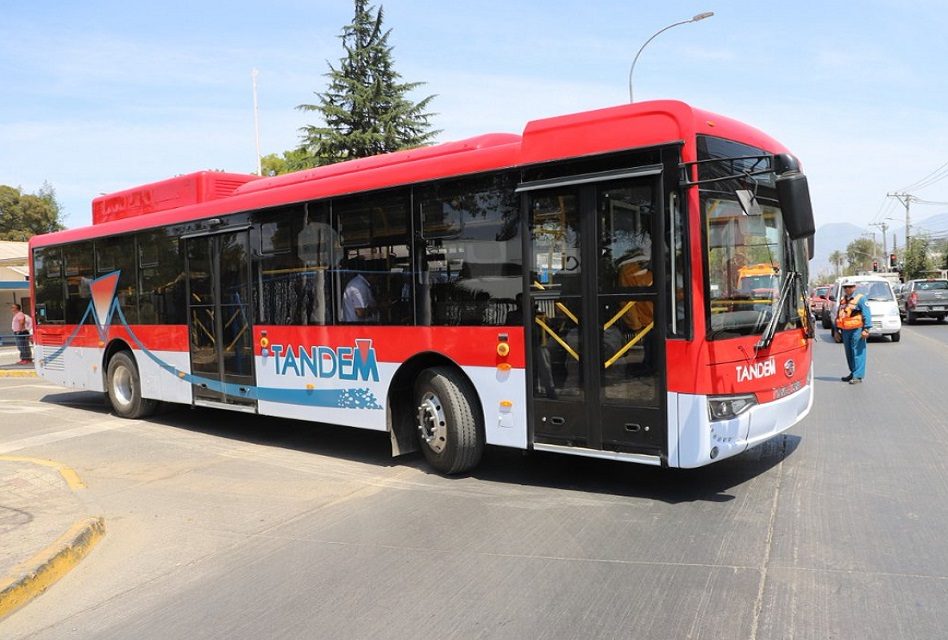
[297,1,439,166]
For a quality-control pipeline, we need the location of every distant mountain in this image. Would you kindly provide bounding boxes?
[887,211,948,251]
[811,222,865,279]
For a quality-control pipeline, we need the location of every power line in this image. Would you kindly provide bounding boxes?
[899,160,948,192]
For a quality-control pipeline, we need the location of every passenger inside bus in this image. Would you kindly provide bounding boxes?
[342,260,378,323]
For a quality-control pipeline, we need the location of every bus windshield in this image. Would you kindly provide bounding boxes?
[698,136,805,339]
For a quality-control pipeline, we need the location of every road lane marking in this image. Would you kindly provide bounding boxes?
[903,325,948,352]
[0,383,62,391]
[0,422,133,455]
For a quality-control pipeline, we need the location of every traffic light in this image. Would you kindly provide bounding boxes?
[889,253,897,269]
[872,260,878,271]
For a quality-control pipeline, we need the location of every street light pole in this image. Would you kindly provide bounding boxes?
[252,68,262,176]
[629,12,714,103]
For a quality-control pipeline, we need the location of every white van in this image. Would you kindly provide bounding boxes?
[828,275,902,342]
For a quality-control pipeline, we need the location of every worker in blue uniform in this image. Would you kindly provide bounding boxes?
[836,282,871,384]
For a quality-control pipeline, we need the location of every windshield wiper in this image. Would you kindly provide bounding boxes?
[755,270,799,353]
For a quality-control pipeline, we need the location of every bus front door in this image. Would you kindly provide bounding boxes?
[185,230,257,409]
[525,175,665,459]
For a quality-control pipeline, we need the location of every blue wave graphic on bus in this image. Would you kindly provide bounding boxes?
[42,273,383,410]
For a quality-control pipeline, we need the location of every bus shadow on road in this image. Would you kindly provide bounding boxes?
[471,434,801,504]
[39,391,800,504]
[39,391,402,469]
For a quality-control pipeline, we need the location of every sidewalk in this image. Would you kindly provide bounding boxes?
[0,347,103,620]
[0,344,37,377]
[0,457,104,620]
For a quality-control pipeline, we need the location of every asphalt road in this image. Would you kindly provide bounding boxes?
[3,321,948,639]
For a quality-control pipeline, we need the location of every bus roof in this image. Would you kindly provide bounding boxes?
[31,100,790,249]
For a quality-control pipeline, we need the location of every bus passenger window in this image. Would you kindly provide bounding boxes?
[33,247,65,325]
[138,230,186,325]
[256,203,334,326]
[96,235,138,325]
[334,190,412,326]
[62,242,94,325]
[416,173,521,326]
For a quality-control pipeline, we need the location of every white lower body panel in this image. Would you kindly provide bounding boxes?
[668,369,814,468]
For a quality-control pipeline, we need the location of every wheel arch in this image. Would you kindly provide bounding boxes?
[101,338,135,388]
[386,351,481,458]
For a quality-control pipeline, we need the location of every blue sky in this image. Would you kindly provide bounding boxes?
[3,0,948,239]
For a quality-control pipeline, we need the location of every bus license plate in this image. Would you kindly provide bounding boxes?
[774,380,803,400]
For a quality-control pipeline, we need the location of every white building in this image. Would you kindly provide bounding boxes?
[0,241,30,345]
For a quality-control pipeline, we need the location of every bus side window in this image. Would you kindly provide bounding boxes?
[33,246,65,325]
[62,242,94,325]
[333,189,412,326]
[138,230,186,325]
[96,235,138,324]
[415,172,521,327]
[256,203,334,326]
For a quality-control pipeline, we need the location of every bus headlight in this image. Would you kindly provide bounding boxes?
[708,394,757,421]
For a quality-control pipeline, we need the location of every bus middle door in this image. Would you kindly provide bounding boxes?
[185,229,257,410]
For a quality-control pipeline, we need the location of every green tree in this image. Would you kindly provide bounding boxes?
[903,234,934,280]
[0,182,65,240]
[296,0,439,167]
[259,149,314,176]
[845,237,880,274]
[828,250,845,277]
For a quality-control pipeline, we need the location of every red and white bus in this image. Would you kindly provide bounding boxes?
[29,100,815,473]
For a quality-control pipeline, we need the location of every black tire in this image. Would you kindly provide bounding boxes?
[907,311,918,325]
[937,315,946,323]
[414,367,484,475]
[821,312,831,330]
[106,351,158,419]
[891,331,901,342]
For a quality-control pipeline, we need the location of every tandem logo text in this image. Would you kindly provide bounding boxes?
[270,339,380,382]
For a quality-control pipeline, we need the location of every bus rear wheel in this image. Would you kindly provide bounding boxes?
[414,367,484,475]
[107,351,158,419]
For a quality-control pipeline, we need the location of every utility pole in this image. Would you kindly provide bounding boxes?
[887,192,915,260]
[870,220,889,268]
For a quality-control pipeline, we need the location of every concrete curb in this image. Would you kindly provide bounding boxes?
[0,518,105,620]
[0,457,105,621]
[0,369,38,378]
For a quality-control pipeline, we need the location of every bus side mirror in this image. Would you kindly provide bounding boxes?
[774,153,815,243]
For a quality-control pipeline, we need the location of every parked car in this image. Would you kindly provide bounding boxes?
[897,279,948,323]
[827,275,902,342]
[810,285,830,321]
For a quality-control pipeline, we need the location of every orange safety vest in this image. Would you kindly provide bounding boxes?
[836,293,865,330]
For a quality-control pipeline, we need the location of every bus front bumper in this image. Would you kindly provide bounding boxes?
[668,369,814,468]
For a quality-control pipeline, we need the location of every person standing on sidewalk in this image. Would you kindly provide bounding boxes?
[10,303,33,364]
[836,282,871,384]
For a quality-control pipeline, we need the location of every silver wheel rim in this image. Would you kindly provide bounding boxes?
[417,391,447,454]
[113,365,134,407]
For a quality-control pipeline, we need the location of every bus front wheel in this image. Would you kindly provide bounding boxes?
[414,367,484,475]
[107,351,158,419]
